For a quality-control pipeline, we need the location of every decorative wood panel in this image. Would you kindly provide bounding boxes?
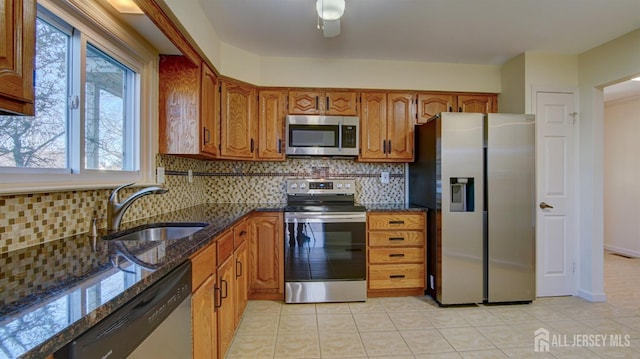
[234,240,248,328]
[159,55,200,155]
[0,0,35,115]
[458,94,496,113]
[368,263,425,289]
[369,247,425,264]
[190,242,217,290]
[192,275,217,359]
[257,89,286,161]
[368,231,424,247]
[368,212,425,230]
[217,256,235,359]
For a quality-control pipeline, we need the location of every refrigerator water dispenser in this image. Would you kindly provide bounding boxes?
[450,177,474,212]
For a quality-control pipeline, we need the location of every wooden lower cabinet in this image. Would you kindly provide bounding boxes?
[234,240,248,327]
[367,212,427,297]
[190,241,218,359]
[217,253,235,359]
[248,212,284,300]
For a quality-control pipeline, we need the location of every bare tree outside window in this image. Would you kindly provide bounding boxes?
[0,18,68,168]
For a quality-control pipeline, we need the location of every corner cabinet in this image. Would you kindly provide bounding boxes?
[360,92,415,162]
[0,0,36,115]
[159,56,220,159]
[417,92,497,123]
[257,89,286,161]
[220,80,256,160]
[367,211,426,297]
[248,212,284,300]
[288,90,358,116]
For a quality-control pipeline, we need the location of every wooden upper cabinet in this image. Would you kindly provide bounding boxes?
[386,93,415,161]
[0,0,36,115]
[326,91,358,115]
[201,65,220,157]
[288,90,357,115]
[359,92,387,160]
[159,56,202,156]
[360,92,414,162]
[457,94,497,113]
[417,93,457,124]
[220,80,256,159]
[257,89,286,161]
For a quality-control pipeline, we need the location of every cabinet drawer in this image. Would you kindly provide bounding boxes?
[234,219,249,248]
[369,231,424,247]
[368,213,425,230]
[369,248,424,264]
[190,242,217,290]
[368,264,425,290]
[217,230,234,264]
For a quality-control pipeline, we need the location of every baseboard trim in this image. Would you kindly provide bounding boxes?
[577,288,607,302]
[604,245,640,258]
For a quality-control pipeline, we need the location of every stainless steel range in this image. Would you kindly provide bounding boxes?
[284,178,367,303]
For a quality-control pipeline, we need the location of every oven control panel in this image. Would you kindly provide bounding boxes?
[286,179,356,195]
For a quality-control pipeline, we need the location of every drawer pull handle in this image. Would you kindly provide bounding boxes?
[236,260,243,277]
[389,220,405,225]
[388,237,405,241]
[389,253,405,258]
[389,275,406,279]
[214,286,222,309]
[221,279,228,299]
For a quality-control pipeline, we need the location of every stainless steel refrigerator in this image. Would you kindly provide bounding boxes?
[409,112,535,305]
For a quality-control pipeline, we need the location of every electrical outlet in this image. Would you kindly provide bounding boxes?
[188,169,193,183]
[156,167,165,184]
[380,171,390,184]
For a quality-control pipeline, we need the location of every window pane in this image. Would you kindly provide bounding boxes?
[0,18,69,168]
[85,45,135,171]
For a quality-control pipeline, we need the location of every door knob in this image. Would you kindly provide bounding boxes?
[539,202,554,209]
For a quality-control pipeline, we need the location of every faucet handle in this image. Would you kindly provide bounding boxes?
[91,217,105,237]
[109,182,135,202]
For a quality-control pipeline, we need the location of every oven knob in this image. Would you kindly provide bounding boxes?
[300,183,306,189]
[345,183,351,189]
[336,183,343,189]
[291,183,298,189]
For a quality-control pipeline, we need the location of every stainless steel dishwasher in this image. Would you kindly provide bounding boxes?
[55,261,192,358]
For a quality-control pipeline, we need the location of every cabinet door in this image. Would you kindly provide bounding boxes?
[159,55,200,155]
[221,81,256,159]
[359,92,387,161]
[386,93,415,161]
[325,91,358,116]
[217,256,235,359]
[200,65,219,157]
[288,90,323,115]
[257,89,286,161]
[248,212,284,299]
[192,275,217,359]
[457,94,496,113]
[417,93,456,124]
[234,240,248,327]
[0,0,35,115]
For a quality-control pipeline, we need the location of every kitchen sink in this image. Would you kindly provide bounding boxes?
[107,223,207,242]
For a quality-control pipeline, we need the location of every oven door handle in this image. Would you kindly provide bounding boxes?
[285,212,366,223]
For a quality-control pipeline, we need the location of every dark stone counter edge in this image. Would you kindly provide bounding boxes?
[19,203,424,358]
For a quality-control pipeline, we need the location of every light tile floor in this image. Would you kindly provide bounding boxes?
[226,252,640,358]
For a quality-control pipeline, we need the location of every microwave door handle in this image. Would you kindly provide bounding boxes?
[338,120,342,153]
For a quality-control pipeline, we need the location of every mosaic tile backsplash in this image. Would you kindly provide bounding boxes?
[0,155,405,253]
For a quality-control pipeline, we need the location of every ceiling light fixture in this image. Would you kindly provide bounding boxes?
[105,0,144,14]
[316,0,345,38]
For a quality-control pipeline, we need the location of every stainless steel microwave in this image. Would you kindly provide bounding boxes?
[285,115,360,156]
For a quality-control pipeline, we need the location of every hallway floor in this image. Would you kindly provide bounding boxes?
[226,252,640,358]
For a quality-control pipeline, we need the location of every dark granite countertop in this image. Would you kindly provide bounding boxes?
[0,202,422,358]
[360,203,428,212]
[0,203,285,359]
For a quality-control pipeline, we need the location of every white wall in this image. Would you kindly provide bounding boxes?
[524,53,579,112]
[500,54,526,113]
[576,28,640,301]
[604,96,640,257]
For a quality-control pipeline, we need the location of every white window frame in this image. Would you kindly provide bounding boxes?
[0,0,158,194]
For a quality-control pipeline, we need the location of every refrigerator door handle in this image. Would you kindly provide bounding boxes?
[539,202,554,209]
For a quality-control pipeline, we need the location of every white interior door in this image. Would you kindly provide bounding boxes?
[535,91,576,297]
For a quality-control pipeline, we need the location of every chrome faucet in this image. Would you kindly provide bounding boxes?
[107,183,169,232]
